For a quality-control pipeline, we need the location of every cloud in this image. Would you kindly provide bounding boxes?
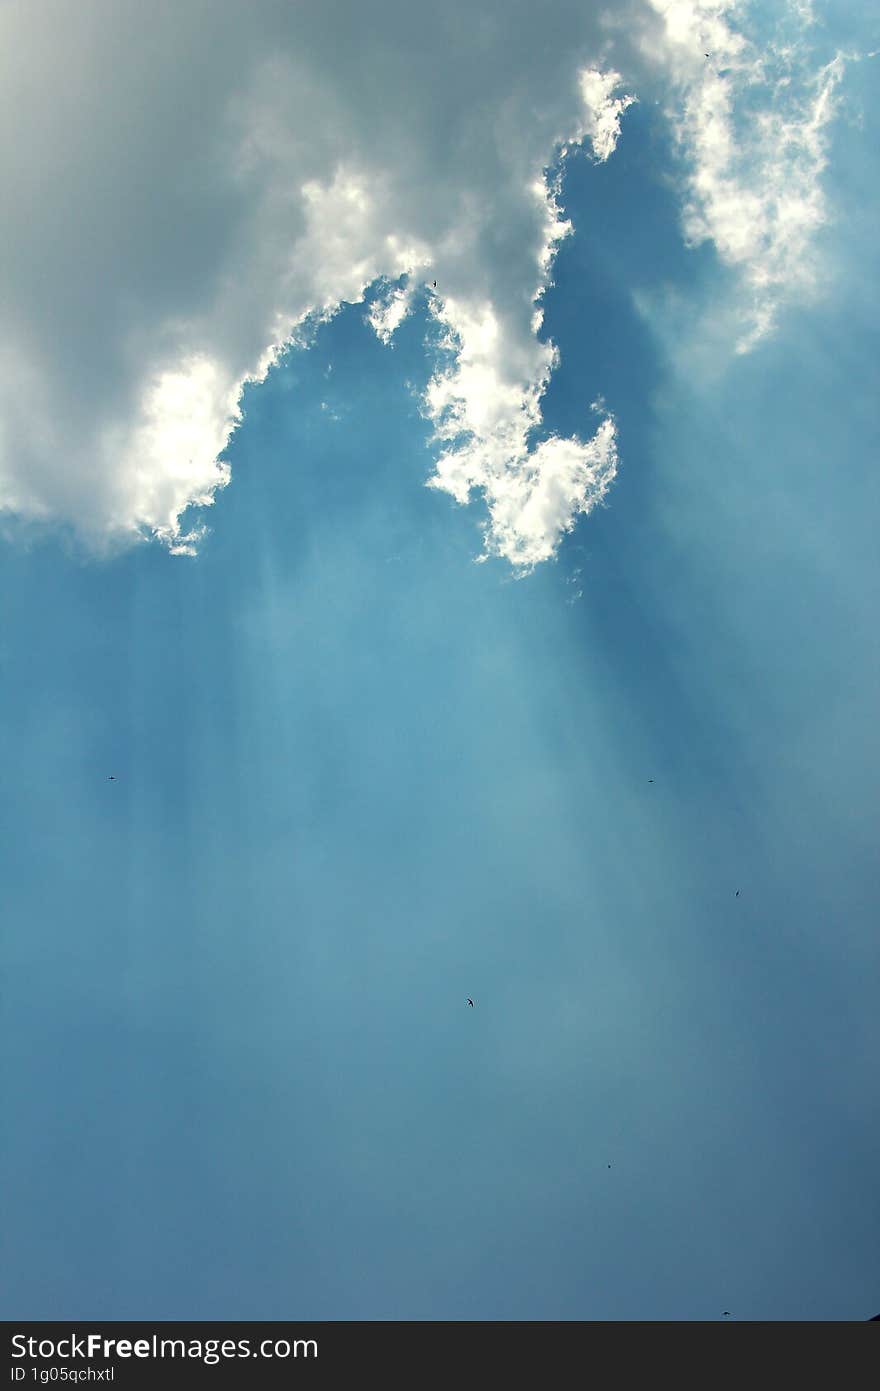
[415,72,632,569]
[420,150,625,569]
[638,0,851,352]
[578,67,638,162]
[478,414,619,570]
[0,0,642,563]
[0,1,856,562]
[368,280,423,347]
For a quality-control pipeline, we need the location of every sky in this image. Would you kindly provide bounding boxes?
[1,0,878,1320]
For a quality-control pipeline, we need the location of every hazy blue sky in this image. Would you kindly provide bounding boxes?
[1,1,878,1319]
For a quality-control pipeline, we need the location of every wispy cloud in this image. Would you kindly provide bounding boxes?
[640,0,851,352]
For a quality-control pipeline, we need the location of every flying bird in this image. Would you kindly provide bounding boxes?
[108,775,115,781]
[467,998,474,1007]
[648,778,654,783]
[433,280,437,288]
[723,1311,731,1317]
[735,890,740,897]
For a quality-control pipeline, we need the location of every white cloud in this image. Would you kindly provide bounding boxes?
[479,416,618,570]
[579,68,638,162]
[420,167,622,569]
[368,281,422,346]
[418,70,633,570]
[639,0,851,352]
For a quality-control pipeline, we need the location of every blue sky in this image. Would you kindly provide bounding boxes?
[1,1,878,1320]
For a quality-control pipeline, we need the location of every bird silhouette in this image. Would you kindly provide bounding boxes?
[108,775,115,781]
[467,998,474,1007]
[723,1311,731,1317]
[735,890,740,897]
[433,280,437,288]
[648,778,654,783]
